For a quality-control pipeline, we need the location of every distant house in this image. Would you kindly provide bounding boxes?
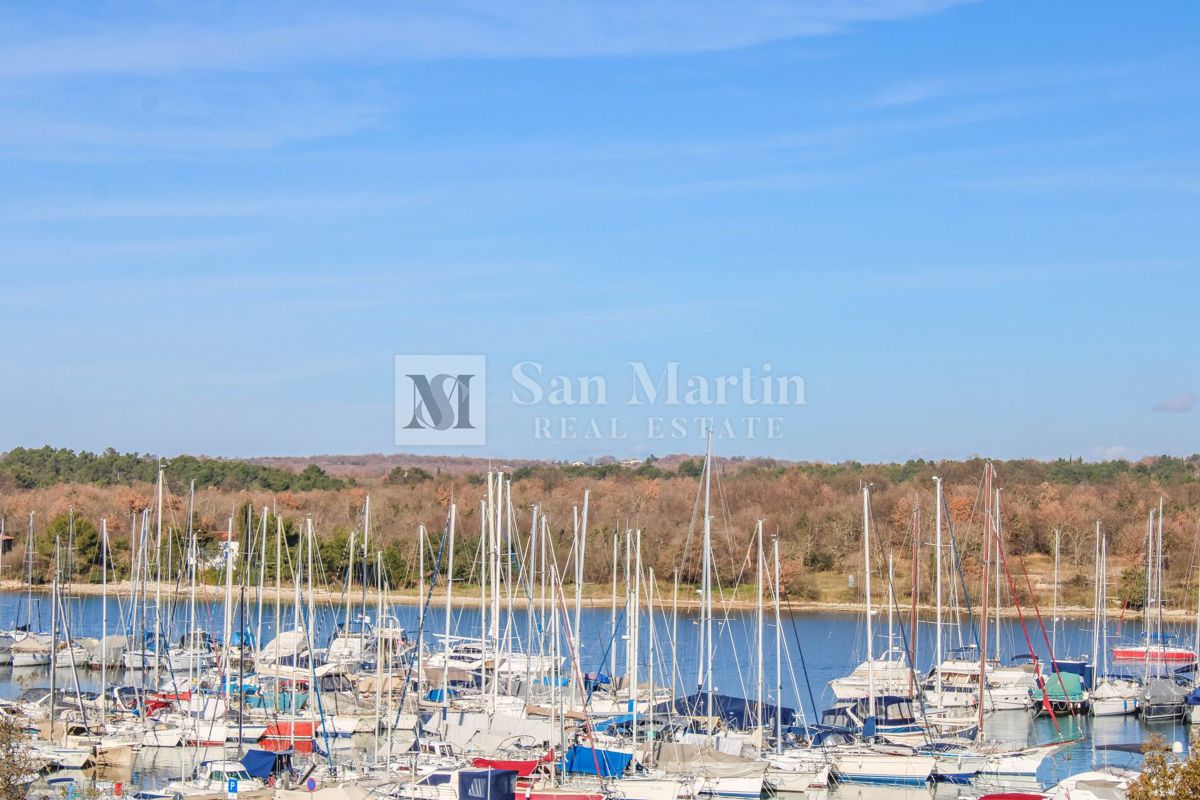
[0,533,13,555]
[203,528,239,569]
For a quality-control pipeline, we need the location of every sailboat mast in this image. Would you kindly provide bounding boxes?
[1101,533,1109,673]
[49,536,59,743]
[153,464,163,687]
[862,484,876,721]
[910,500,919,697]
[1091,521,1100,674]
[1053,527,1060,655]
[100,517,108,726]
[631,529,641,746]
[977,463,992,733]
[574,490,590,664]
[702,431,714,736]
[994,488,1001,663]
[417,524,425,685]
[256,507,267,654]
[375,551,385,735]
[441,503,456,718]
[887,554,894,655]
[611,532,619,685]
[755,519,764,748]
[647,563,656,747]
[934,477,943,693]
[1156,496,1164,641]
[1144,508,1153,654]
[773,535,783,755]
[671,568,679,705]
[25,512,33,629]
[222,515,234,698]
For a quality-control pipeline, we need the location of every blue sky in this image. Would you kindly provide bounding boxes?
[1,1,1197,462]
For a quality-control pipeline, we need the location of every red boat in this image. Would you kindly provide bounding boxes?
[474,749,556,777]
[1111,645,1195,662]
[259,721,316,753]
[473,758,542,777]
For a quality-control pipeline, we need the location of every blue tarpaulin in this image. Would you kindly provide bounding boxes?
[656,692,796,730]
[240,749,291,779]
[458,769,516,800]
[562,745,633,777]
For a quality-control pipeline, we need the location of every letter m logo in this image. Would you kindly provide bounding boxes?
[395,356,486,445]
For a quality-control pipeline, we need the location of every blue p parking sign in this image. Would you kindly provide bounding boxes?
[227,778,238,797]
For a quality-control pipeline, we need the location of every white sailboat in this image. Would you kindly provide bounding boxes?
[1090,522,1139,717]
[828,485,935,787]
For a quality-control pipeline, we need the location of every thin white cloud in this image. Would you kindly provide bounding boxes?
[1154,393,1198,413]
[0,1,973,78]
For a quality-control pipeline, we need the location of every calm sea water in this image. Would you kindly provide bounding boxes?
[4,589,1191,797]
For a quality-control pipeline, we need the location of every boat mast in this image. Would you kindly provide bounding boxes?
[702,430,714,738]
[994,487,1002,663]
[480,497,488,647]
[863,483,875,723]
[256,507,267,655]
[1101,533,1109,674]
[631,529,641,746]
[1091,521,1100,677]
[1156,497,1164,644]
[48,535,59,744]
[910,500,919,697]
[934,477,943,695]
[755,519,764,752]
[417,524,425,686]
[647,563,656,749]
[491,474,502,647]
[374,551,385,736]
[153,464,164,688]
[343,529,356,641]
[887,553,894,655]
[977,463,992,733]
[441,503,456,719]
[25,512,33,629]
[222,515,234,699]
[361,495,371,636]
[1144,508,1153,657]
[100,517,108,727]
[274,516,282,675]
[1052,527,1060,656]
[574,490,590,668]
[773,535,783,755]
[671,568,679,706]
[611,531,619,686]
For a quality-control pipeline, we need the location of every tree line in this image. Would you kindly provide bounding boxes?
[0,446,347,492]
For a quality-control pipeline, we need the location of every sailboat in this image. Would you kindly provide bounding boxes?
[826,485,935,786]
[1114,501,1194,663]
[1089,522,1140,717]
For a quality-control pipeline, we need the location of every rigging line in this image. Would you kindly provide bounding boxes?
[781,592,823,747]
[991,505,1068,735]
[392,508,451,733]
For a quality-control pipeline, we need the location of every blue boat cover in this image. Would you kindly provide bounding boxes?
[655,692,796,729]
[562,745,633,776]
[458,769,516,800]
[241,749,289,778]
